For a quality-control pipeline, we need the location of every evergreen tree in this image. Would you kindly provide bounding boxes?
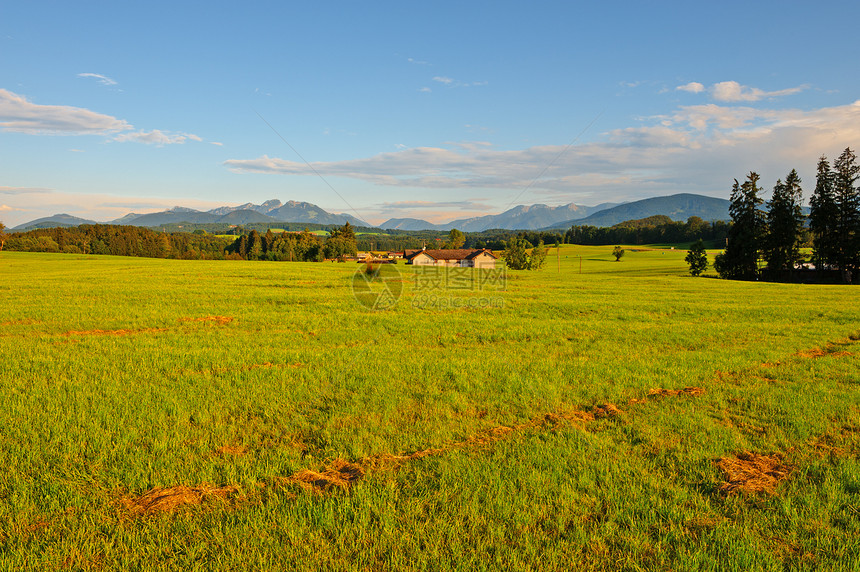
[763,169,804,275]
[329,222,356,242]
[263,229,275,254]
[685,239,708,276]
[247,230,263,259]
[809,156,838,270]
[832,147,860,278]
[715,173,765,280]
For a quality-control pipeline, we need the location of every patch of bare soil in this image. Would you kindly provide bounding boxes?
[121,484,242,516]
[717,451,792,495]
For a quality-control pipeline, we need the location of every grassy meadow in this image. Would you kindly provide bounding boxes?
[0,246,858,570]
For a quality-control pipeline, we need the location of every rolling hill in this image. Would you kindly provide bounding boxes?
[546,194,731,229]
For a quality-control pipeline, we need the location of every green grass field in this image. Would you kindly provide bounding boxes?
[0,246,858,570]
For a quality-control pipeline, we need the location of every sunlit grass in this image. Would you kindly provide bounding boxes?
[0,247,857,570]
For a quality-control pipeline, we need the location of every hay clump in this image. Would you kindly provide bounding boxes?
[648,387,705,398]
[290,459,365,492]
[717,452,792,495]
[215,444,247,457]
[122,484,241,516]
[591,403,622,418]
[62,327,168,337]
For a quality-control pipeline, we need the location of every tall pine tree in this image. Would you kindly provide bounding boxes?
[714,172,765,280]
[763,169,804,276]
[809,156,838,270]
[832,147,860,279]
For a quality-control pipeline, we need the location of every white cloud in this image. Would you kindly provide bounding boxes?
[418,87,431,93]
[378,200,493,211]
[677,82,705,94]
[0,89,201,144]
[711,80,808,102]
[0,186,52,194]
[675,80,808,102]
[210,141,223,146]
[0,88,130,134]
[223,99,860,203]
[113,130,202,145]
[0,204,18,211]
[430,76,486,88]
[78,73,117,86]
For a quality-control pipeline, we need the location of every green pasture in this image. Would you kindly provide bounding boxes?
[0,246,857,570]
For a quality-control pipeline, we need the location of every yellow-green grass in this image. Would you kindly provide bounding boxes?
[0,246,857,570]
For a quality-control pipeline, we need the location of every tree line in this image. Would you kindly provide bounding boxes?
[2,225,232,259]
[715,148,859,283]
[462,216,731,251]
[225,223,358,261]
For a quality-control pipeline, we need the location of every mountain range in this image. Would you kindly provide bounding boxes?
[542,193,731,229]
[11,194,733,232]
[12,200,369,231]
[379,194,732,231]
[379,202,621,232]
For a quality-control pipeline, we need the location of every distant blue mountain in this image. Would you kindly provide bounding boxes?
[13,199,371,230]
[545,194,732,229]
[12,214,97,230]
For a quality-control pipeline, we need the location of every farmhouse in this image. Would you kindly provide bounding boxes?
[405,248,497,268]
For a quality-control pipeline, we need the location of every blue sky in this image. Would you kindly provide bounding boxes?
[2,0,859,227]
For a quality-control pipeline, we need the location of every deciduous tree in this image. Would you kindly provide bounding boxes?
[445,228,465,249]
[685,239,708,276]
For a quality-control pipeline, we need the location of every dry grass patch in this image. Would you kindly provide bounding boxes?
[180,315,233,324]
[214,444,247,457]
[62,327,168,337]
[121,484,242,516]
[289,459,365,492]
[717,452,792,495]
[629,387,705,404]
[591,403,622,418]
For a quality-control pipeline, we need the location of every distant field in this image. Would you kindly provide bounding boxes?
[0,246,858,570]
